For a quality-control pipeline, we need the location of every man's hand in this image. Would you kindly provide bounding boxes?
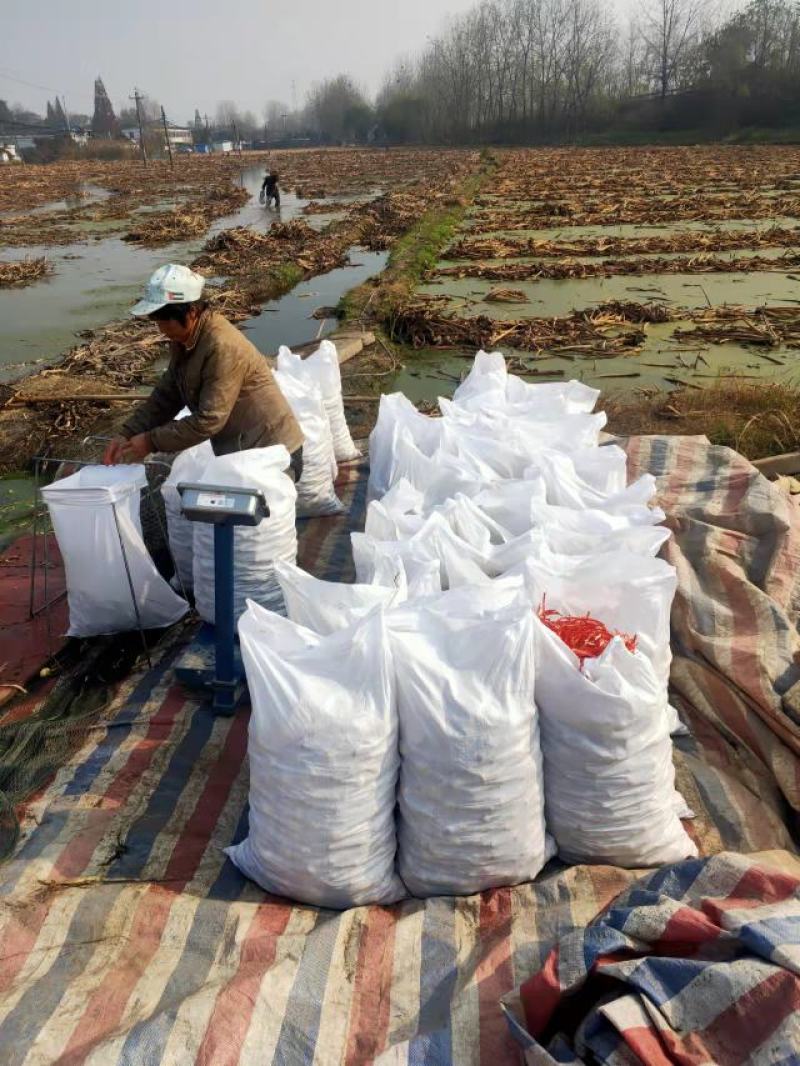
[102,437,128,465]
[120,433,153,462]
[103,434,152,464]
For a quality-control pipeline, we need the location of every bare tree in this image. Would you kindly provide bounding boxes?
[641,0,704,99]
[621,18,649,98]
[215,100,241,130]
[306,76,373,143]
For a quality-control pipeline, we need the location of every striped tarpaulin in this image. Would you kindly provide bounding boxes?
[502,849,800,1064]
[625,436,800,813]
[0,441,797,1066]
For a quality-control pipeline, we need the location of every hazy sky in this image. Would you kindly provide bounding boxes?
[2,0,650,123]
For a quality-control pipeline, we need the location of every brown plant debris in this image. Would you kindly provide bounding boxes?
[485,287,528,302]
[0,149,482,471]
[674,305,800,348]
[444,227,800,261]
[122,185,249,246]
[436,251,800,282]
[0,256,53,288]
[604,379,800,461]
[390,296,661,354]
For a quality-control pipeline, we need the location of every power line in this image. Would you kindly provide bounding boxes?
[0,68,63,96]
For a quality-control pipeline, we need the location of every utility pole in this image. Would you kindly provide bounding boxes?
[160,106,174,167]
[130,89,148,166]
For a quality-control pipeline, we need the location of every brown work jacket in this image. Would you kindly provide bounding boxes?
[122,310,303,456]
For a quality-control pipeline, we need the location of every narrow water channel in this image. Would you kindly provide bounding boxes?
[241,248,388,353]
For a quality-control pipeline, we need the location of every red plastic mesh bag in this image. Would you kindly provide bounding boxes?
[537,596,637,669]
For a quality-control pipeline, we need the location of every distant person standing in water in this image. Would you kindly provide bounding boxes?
[260,170,281,208]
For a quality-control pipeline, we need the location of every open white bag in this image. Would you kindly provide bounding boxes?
[353,513,491,591]
[520,547,684,735]
[533,615,697,867]
[450,349,508,408]
[368,393,444,501]
[386,428,498,507]
[390,605,549,896]
[277,341,360,463]
[352,527,459,591]
[160,438,214,594]
[273,368,343,517]
[437,412,609,480]
[42,465,188,637]
[275,558,407,635]
[192,446,297,623]
[228,603,404,908]
[450,351,599,416]
[524,452,657,512]
[365,478,426,540]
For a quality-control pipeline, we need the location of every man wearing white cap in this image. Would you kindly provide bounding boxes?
[103,264,304,478]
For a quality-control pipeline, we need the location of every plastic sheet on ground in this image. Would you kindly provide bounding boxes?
[502,848,800,1064]
[0,439,798,1065]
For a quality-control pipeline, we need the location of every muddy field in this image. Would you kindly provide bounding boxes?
[390,145,800,404]
[0,147,478,470]
[0,148,473,250]
[4,143,800,474]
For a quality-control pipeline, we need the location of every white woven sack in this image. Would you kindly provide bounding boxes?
[273,368,343,517]
[389,605,549,896]
[160,438,214,593]
[192,446,297,623]
[521,547,683,736]
[387,428,497,507]
[450,351,599,415]
[524,453,657,512]
[533,615,697,868]
[42,465,188,637]
[353,514,491,591]
[368,393,444,501]
[277,341,360,463]
[228,603,404,908]
[275,559,407,635]
[450,349,508,408]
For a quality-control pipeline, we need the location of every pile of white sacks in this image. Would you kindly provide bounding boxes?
[228,351,698,909]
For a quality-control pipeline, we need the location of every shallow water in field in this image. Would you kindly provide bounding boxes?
[419,270,800,320]
[0,164,365,381]
[401,191,800,400]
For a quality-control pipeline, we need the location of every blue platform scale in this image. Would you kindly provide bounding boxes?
[174,482,269,714]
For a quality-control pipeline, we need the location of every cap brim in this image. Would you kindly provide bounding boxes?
[130,298,166,317]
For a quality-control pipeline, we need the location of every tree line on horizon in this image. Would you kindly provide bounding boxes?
[371,0,800,142]
[4,0,800,150]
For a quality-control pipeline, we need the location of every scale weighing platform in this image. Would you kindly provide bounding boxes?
[174,482,269,713]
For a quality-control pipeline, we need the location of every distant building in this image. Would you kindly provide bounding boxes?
[166,125,193,146]
[14,129,88,150]
[0,143,21,163]
[212,140,234,154]
[123,124,193,148]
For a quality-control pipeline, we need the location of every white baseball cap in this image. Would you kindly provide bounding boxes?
[131,263,206,317]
